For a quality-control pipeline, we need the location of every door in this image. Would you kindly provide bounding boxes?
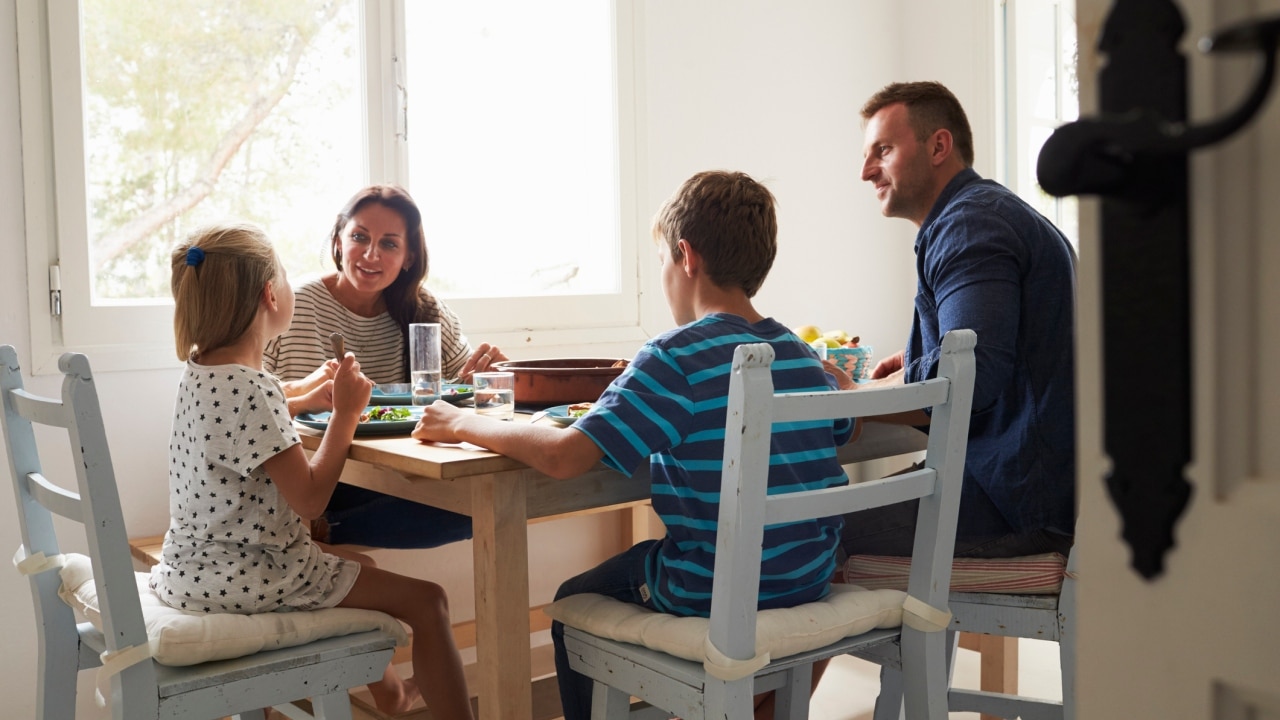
[1075,0,1280,716]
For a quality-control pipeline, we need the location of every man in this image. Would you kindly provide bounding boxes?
[839,81,1076,560]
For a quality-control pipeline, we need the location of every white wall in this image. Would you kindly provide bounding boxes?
[0,1,1000,715]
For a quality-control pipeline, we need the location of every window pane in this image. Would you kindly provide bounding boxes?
[403,1,619,299]
[80,0,362,302]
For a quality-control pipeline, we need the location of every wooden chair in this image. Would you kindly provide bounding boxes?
[861,537,1078,720]
[1,346,400,720]
[553,329,977,719]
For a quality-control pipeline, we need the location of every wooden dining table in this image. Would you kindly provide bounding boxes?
[296,415,928,720]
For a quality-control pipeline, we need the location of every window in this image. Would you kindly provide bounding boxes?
[997,0,1079,244]
[17,0,641,373]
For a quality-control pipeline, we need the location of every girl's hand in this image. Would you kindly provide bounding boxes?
[294,379,335,415]
[331,353,373,418]
[411,400,465,444]
[457,343,509,383]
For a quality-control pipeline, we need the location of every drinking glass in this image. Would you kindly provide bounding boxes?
[409,323,442,406]
[473,371,515,421]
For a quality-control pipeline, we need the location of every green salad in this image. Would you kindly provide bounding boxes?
[359,406,412,422]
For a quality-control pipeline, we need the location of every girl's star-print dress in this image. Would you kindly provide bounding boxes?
[149,362,360,613]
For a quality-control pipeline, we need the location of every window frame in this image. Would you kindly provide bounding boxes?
[17,0,646,375]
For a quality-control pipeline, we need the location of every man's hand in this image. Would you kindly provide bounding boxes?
[871,349,906,379]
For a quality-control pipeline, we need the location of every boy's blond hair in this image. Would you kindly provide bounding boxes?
[652,170,777,298]
[170,223,278,361]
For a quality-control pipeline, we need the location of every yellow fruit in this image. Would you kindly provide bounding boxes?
[794,325,822,343]
[822,329,850,345]
[821,337,842,349]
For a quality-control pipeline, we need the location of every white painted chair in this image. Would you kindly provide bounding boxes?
[1,346,399,720]
[858,534,1078,720]
[554,329,977,719]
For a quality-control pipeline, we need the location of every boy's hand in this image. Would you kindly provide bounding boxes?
[331,353,373,418]
[821,360,857,390]
[411,400,465,444]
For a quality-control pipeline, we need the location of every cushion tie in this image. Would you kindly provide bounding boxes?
[901,594,951,633]
[13,544,66,575]
[94,644,154,707]
[702,635,770,681]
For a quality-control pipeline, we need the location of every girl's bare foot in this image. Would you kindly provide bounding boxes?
[367,668,423,715]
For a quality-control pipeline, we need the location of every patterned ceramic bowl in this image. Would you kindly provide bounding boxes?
[827,346,873,380]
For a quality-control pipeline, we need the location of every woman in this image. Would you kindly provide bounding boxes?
[265,184,507,548]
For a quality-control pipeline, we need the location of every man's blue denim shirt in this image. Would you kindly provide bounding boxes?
[903,168,1077,537]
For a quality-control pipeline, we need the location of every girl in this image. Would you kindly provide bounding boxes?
[150,223,473,719]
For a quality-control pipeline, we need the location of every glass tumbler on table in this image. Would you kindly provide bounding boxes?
[473,371,516,421]
[409,323,442,406]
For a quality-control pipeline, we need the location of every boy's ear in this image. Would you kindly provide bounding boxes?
[676,238,700,275]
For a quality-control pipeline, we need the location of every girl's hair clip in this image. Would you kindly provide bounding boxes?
[185,247,206,267]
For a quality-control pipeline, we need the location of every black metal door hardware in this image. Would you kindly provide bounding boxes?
[1037,0,1280,579]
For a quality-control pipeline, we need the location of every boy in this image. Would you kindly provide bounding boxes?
[412,170,856,720]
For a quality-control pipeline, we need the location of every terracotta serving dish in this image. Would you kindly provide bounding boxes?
[492,358,629,406]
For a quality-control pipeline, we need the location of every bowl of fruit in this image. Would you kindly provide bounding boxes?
[795,326,873,381]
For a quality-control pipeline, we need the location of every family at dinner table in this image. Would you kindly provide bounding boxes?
[146,80,1076,720]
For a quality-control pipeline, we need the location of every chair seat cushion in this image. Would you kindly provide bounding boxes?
[845,552,1067,595]
[544,583,906,666]
[57,553,407,667]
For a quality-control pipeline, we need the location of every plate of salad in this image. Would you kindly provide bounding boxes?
[370,383,474,405]
[543,402,595,427]
[295,405,424,436]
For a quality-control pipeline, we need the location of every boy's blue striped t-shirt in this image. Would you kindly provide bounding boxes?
[573,313,855,617]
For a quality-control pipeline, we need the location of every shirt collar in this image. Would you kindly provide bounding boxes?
[915,167,982,250]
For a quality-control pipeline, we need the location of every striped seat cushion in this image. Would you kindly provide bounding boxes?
[844,552,1068,595]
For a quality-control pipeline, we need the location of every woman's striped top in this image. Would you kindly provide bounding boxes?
[573,313,855,617]
[264,276,472,384]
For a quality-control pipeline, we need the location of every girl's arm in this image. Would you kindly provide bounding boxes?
[262,354,371,519]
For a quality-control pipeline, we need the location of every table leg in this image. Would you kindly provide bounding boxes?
[471,471,533,720]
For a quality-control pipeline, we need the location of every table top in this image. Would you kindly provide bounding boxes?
[295,413,928,485]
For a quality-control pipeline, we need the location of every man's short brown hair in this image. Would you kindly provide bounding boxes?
[862,81,974,167]
[651,171,777,298]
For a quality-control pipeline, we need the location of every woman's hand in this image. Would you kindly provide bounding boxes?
[411,400,465,444]
[457,343,509,383]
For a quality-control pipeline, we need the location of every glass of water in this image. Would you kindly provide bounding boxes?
[409,323,441,406]
[473,371,515,421]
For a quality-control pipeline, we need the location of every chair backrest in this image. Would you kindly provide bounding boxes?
[707,330,977,676]
[1,346,160,715]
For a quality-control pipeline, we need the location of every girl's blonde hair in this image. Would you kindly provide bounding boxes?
[170,223,279,361]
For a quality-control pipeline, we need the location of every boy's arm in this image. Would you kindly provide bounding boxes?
[412,403,606,479]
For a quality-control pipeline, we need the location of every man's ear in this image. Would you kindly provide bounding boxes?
[928,128,954,167]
